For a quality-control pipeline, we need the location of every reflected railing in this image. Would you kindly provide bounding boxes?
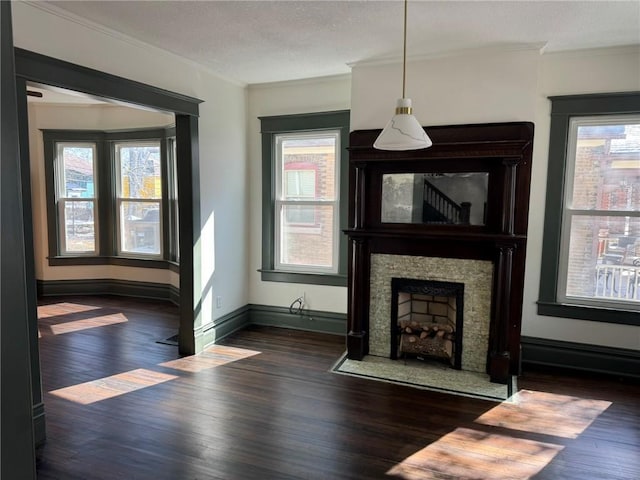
[594,264,640,301]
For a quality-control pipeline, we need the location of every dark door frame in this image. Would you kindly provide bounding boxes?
[14,48,204,445]
[1,3,37,477]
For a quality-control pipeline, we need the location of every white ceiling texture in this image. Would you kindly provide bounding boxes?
[30,1,640,85]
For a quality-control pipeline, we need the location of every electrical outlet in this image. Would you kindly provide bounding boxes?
[216,296,222,309]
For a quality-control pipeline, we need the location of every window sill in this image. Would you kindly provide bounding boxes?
[537,300,640,326]
[48,256,173,270]
[259,269,347,287]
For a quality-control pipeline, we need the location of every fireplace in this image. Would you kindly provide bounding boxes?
[346,122,534,383]
[390,278,464,369]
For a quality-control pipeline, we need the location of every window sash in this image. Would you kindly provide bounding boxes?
[114,140,163,258]
[117,198,163,257]
[55,142,98,256]
[115,140,162,200]
[557,115,640,309]
[57,198,98,255]
[275,202,339,274]
[273,130,341,274]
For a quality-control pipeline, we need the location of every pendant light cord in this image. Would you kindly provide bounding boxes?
[402,0,408,99]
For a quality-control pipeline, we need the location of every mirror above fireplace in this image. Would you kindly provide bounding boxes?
[381,172,489,225]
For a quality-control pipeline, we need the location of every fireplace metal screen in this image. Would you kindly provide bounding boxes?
[390,278,464,369]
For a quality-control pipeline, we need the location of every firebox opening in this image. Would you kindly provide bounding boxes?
[390,278,464,370]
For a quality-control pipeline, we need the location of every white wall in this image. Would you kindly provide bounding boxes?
[13,2,249,326]
[247,76,351,313]
[351,45,640,351]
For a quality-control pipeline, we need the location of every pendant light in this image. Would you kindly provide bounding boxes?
[374,0,432,151]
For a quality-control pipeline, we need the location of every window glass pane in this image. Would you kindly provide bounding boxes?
[565,215,640,302]
[279,205,335,269]
[120,201,161,255]
[570,123,640,211]
[285,170,316,198]
[62,200,95,253]
[60,145,95,198]
[117,144,161,199]
[280,135,337,201]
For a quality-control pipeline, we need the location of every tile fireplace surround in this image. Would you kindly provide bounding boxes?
[369,254,493,374]
[345,122,535,383]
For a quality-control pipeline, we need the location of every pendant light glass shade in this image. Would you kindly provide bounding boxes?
[373,98,432,150]
[374,0,432,151]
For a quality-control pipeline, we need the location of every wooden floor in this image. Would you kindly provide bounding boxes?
[35,296,639,480]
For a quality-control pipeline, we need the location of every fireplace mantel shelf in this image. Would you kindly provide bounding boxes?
[344,228,528,243]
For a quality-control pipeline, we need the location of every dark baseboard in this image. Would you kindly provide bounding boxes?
[169,285,180,306]
[37,279,178,303]
[200,305,252,350]
[248,304,346,335]
[33,402,46,447]
[37,286,637,380]
[521,336,640,380]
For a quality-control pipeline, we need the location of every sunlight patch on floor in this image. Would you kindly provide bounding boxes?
[49,368,178,404]
[37,302,102,319]
[39,313,128,336]
[475,389,612,438]
[159,345,261,373]
[387,427,563,479]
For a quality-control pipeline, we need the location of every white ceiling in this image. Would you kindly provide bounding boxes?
[34,1,640,85]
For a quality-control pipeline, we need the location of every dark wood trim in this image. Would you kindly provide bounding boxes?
[259,110,350,284]
[538,92,640,325]
[197,303,346,350]
[37,279,178,301]
[521,336,640,380]
[47,256,175,269]
[14,48,202,116]
[537,301,640,326]
[346,122,535,380]
[32,402,46,448]
[200,305,252,348]
[176,114,200,355]
[258,269,347,287]
[169,285,180,306]
[1,3,37,475]
[16,76,46,448]
[249,304,346,335]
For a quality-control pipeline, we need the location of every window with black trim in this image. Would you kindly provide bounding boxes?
[43,127,178,268]
[538,92,640,326]
[260,110,349,286]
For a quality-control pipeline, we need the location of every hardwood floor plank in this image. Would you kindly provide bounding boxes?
[35,296,640,479]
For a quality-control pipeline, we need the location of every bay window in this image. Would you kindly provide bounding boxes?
[43,128,177,267]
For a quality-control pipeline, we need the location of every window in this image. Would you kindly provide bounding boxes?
[260,111,349,285]
[54,142,98,255]
[115,141,162,256]
[538,92,640,325]
[43,128,178,268]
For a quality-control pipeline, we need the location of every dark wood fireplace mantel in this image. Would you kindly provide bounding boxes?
[346,122,534,383]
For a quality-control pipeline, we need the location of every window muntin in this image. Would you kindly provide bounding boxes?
[55,143,98,255]
[274,132,340,274]
[115,141,162,257]
[558,116,640,309]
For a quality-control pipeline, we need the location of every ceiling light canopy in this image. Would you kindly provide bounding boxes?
[374,0,432,151]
